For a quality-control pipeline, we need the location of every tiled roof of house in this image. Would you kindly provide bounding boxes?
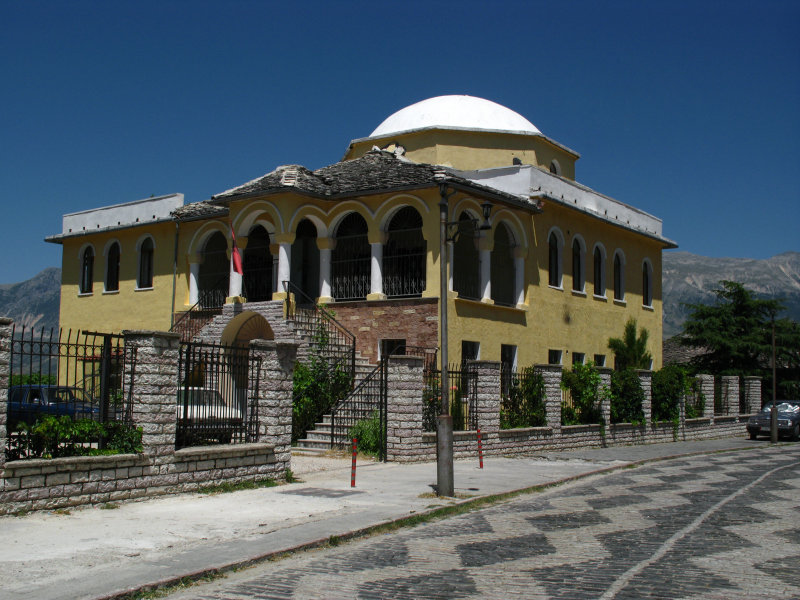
[211,150,538,210]
[171,201,229,221]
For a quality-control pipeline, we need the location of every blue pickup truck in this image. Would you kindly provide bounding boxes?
[7,385,100,432]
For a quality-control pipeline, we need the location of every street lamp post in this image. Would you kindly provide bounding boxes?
[770,314,777,443]
[435,173,492,497]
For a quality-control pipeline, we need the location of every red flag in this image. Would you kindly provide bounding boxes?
[231,226,243,275]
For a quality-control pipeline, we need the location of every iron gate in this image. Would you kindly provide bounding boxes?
[177,341,261,449]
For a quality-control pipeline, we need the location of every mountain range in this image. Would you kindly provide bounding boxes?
[1,252,798,338]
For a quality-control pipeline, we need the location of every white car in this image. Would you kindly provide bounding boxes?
[177,387,244,445]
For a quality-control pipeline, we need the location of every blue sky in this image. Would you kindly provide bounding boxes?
[1,0,798,284]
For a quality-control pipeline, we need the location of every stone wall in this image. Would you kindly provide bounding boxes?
[0,328,297,515]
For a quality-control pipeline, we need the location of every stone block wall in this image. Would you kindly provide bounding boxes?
[0,328,297,515]
[0,317,11,470]
[720,375,740,416]
[386,356,426,462]
[743,377,761,414]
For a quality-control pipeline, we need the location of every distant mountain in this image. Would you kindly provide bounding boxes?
[0,267,61,333]
[662,251,800,337]
[1,252,798,340]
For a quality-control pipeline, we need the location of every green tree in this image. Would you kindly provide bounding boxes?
[679,281,800,397]
[607,319,652,371]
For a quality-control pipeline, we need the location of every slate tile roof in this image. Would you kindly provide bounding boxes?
[171,201,228,221]
[210,150,536,209]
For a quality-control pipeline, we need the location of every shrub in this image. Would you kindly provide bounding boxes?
[610,368,645,424]
[652,364,691,422]
[349,411,383,457]
[292,354,352,444]
[6,416,143,461]
[562,362,602,425]
[501,367,546,429]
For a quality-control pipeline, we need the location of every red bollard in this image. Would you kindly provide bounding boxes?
[351,438,358,487]
[477,428,484,469]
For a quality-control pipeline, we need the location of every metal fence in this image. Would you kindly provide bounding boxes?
[423,363,478,432]
[500,366,547,429]
[330,360,387,460]
[6,327,135,456]
[170,275,228,342]
[176,341,261,449]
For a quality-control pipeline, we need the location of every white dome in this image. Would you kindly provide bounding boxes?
[370,95,540,138]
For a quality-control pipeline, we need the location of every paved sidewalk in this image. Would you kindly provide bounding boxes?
[0,438,766,600]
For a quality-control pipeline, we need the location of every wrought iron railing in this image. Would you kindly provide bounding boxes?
[170,275,228,342]
[6,327,135,457]
[422,362,478,432]
[500,365,547,429]
[330,360,387,460]
[176,340,261,449]
[283,280,356,380]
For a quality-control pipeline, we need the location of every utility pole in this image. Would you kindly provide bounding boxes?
[436,187,454,497]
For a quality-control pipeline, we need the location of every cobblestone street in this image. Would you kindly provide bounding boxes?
[167,445,800,600]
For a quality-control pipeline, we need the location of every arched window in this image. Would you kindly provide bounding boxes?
[572,237,585,292]
[332,212,369,301]
[491,223,515,306]
[549,160,561,175]
[80,246,94,294]
[105,242,120,292]
[198,231,228,307]
[290,219,320,302]
[593,245,605,297]
[137,237,154,289]
[548,230,563,288]
[613,251,625,301]
[642,260,653,307]
[453,212,480,300]
[243,225,274,302]
[383,206,425,298]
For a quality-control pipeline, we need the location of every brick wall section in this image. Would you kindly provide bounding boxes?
[250,339,297,473]
[637,370,653,426]
[386,355,426,462]
[698,374,715,422]
[597,367,613,434]
[536,364,563,435]
[720,375,739,416]
[327,298,438,364]
[0,317,11,469]
[743,376,761,414]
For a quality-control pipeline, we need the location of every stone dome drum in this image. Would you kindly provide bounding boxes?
[369,95,541,138]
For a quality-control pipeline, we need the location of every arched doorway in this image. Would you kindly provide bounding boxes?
[384,206,425,298]
[243,225,275,302]
[199,231,229,308]
[332,212,370,301]
[290,219,320,303]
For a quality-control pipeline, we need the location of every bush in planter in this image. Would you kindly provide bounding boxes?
[610,368,645,425]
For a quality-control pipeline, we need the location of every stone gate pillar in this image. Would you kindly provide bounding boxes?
[386,355,425,462]
[597,367,613,434]
[743,377,761,414]
[721,375,739,416]
[698,374,714,423]
[249,339,298,475]
[535,364,562,437]
[123,331,181,469]
[471,360,501,436]
[637,370,653,428]
[0,317,12,469]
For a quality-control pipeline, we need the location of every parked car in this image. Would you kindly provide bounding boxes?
[746,400,800,441]
[176,387,244,445]
[7,385,100,432]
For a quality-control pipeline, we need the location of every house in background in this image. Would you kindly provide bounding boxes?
[46,95,675,369]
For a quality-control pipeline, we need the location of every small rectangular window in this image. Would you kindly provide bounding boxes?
[500,344,517,371]
[380,339,406,359]
[462,341,480,363]
[548,349,562,365]
[594,354,606,367]
[572,352,585,365]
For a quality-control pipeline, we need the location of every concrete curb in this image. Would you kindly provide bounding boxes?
[97,442,764,600]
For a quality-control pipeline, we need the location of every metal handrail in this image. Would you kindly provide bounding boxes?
[282,280,356,379]
[170,275,229,340]
[330,359,387,460]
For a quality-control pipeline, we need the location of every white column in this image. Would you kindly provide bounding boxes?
[514,247,526,307]
[319,246,332,301]
[189,260,200,305]
[370,242,384,297]
[277,242,291,293]
[228,254,243,299]
[480,247,491,301]
[447,241,454,292]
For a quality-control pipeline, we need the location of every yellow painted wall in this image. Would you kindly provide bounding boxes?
[345,129,577,179]
[59,222,176,334]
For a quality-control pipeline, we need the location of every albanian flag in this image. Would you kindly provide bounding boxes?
[231,225,244,275]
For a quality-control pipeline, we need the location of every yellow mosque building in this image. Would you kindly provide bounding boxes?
[47,95,676,369]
